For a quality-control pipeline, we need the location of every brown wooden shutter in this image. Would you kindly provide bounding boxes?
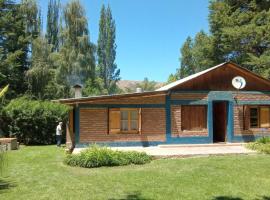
[243,106,250,130]
[260,107,270,128]
[109,108,120,134]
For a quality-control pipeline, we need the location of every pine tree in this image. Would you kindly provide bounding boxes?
[46,0,60,52]
[179,36,195,78]
[0,0,31,98]
[209,0,270,78]
[97,4,120,94]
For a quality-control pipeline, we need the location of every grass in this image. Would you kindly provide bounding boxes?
[1,146,270,200]
[246,137,270,154]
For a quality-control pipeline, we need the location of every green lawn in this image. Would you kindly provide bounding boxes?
[1,146,270,200]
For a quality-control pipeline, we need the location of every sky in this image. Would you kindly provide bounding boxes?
[38,0,210,82]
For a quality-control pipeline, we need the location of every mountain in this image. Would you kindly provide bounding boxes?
[117,80,165,93]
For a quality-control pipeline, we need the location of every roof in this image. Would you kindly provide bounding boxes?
[156,62,227,91]
[54,90,166,105]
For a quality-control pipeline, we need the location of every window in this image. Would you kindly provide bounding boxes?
[181,105,207,131]
[247,106,270,128]
[250,107,258,128]
[109,108,141,134]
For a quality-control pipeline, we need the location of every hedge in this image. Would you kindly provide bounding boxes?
[2,97,71,145]
[64,145,153,168]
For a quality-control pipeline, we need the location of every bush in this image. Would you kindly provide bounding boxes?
[246,137,270,154]
[64,145,152,168]
[2,97,71,145]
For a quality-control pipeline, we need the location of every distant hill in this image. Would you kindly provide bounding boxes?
[117,80,165,93]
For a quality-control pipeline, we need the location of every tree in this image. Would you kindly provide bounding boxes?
[0,0,31,98]
[209,0,270,78]
[97,5,120,94]
[46,0,60,52]
[26,36,56,99]
[136,78,157,92]
[56,0,95,97]
[179,36,195,78]
[171,0,270,81]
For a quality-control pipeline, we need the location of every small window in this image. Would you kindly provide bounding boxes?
[181,105,207,131]
[248,106,270,129]
[250,107,258,128]
[120,109,139,132]
[109,108,141,134]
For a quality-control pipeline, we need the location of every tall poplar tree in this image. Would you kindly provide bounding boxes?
[97,4,120,94]
[46,0,60,52]
[56,0,95,97]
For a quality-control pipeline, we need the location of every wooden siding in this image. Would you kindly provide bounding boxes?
[79,108,166,143]
[173,63,270,91]
[171,93,208,100]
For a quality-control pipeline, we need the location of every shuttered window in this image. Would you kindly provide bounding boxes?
[181,105,207,131]
[109,108,141,134]
[245,106,270,129]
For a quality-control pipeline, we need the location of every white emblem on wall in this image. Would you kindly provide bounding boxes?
[232,76,246,90]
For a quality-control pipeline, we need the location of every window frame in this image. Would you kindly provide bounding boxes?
[109,108,141,134]
[120,108,140,133]
[247,106,270,129]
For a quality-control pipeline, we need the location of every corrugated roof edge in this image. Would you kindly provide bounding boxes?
[53,90,167,104]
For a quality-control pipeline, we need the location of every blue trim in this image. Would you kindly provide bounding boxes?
[75,106,80,144]
[165,93,171,141]
[76,141,165,148]
[235,100,270,105]
[79,104,165,108]
[207,101,213,143]
[166,136,211,144]
[227,101,234,142]
[170,100,208,105]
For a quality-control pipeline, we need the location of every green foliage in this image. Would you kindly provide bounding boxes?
[167,73,179,84]
[136,77,158,92]
[2,97,71,144]
[172,0,270,81]
[26,36,56,99]
[46,0,60,52]
[246,137,270,154]
[64,145,152,168]
[0,85,8,98]
[97,5,120,94]
[55,0,95,97]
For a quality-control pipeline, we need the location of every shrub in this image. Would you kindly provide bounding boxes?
[64,145,152,168]
[2,97,71,145]
[246,137,270,154]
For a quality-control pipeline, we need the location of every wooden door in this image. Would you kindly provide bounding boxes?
[213,102,227,142]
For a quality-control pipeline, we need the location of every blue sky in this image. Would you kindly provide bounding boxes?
[38,0,209,82]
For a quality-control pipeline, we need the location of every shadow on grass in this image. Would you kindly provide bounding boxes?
[213,197,243,200]
[256,196,270,200]
[0,178,16,192]
[214,196,270,200]
[109,191,152,200]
